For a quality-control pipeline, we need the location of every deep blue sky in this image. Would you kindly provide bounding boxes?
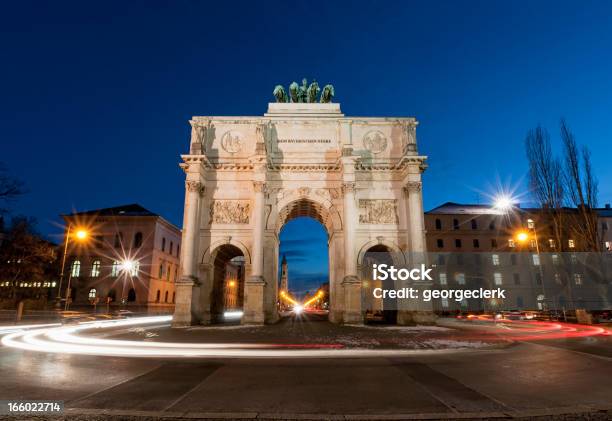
[2,1,612,292]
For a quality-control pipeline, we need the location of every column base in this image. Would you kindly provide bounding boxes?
[172,277,200,328]
[242,276,265,325]
[342,275,363,325]
[396,310,438,326]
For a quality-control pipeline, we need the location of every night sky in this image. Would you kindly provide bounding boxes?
[2,1,612,292]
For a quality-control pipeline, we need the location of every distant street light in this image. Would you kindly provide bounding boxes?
[493,195,513,212]
[516,231,529,243]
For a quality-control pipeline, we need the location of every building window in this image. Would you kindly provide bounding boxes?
[111,260,120,277]
[535,273,542,285]
[435,218,442,230]
[159,262,164,278]
[574,273,583,285]
[130,261,140,277]
[455,273,465,285]
[532,254,540,266]
[70,260,81,277]
[491,239,498,248]
[473,239,480,248]
[489,221,495,230]
[167,263,172,281]
[177,245,180,257]
[164,291,169,303]
[441,297,449,308]
[554,273,561,284]
[91,260,101,277]
[571,254,578,264]
[114,233,123,248]
[438,254,446,265]
[88,288,96,299]
[169,241,173,255]
[513,273,520,285]
[436,239,444,248]
[603,222,609,231]
[174,267,178,281]
[455,239,462,248]
[492,254,500,266]
[552,254,560,265]
[529,239,537,248]
[508,239,515,248]
[568,239,575,249]
[162,237,166,252]
[517,296,524,308]
[128,288,136,302]
[510,254,517,265]
[493,273,502,285]
[439,273,447,285]
[134,232,143,248]
[156,290,161,303]
[456,254,464,265]
[453,219,459,230]
[471,219,477,230]
[172,292,175,303]
[548,239,556,249]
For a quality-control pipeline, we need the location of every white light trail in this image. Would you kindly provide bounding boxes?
[0,316,465,359]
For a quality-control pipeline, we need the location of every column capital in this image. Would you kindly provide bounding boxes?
[186,180,205,196]
[253,181,267,193]
[404,181,422,194]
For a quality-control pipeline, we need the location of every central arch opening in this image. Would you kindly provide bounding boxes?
[277,198,331,318]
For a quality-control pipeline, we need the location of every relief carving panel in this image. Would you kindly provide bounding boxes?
[359,199,398,224]
[210,200,251,224]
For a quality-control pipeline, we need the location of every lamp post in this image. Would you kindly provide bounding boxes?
[57,225,89,309]
[119,259,137,306]
[516,218,547,312]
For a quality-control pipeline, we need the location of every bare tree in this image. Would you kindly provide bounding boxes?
[560,119,600,251]
[525,125,565,249]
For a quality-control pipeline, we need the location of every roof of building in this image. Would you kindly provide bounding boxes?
[425,202,506,215]
[63,204,158,217]
[596,206,612,217]
[427,201,612,217]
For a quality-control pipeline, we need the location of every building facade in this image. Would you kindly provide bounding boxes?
[425,202,612,313]
[61,204,181,312]
[174,101,429,326]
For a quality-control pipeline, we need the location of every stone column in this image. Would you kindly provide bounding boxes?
[341,181,362,324]
[243,181,266,324]
[173,180,204,327]
[406,181,425,253]
[399,180,435,325]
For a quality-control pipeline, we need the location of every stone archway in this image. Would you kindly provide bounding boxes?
[272,196,339,320]
[172,101,429,327]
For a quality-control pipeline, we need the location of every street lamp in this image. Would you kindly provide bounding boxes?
[119,259,138,305]
[515,220,547,312]
[58,225,89,309]
[493,195,513,213]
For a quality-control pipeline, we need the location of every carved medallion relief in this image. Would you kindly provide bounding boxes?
[220,131,243,154]
[362,130,388,154]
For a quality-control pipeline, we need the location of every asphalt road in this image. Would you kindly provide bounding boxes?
[0,315,611,420]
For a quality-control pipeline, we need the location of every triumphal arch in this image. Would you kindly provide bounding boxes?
[173,87,429,326]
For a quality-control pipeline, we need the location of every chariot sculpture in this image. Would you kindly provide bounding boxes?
[272,78,335,103]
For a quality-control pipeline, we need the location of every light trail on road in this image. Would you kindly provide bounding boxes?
[1,315,608,359]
